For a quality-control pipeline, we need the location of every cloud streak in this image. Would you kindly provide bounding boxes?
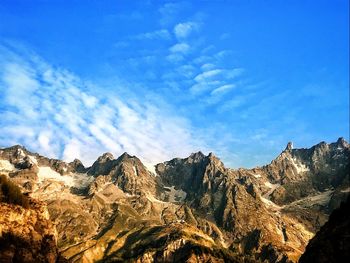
[0,44,206,166]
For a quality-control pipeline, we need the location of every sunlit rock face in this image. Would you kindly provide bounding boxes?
[0,138,348,262]
[0,198,58,263]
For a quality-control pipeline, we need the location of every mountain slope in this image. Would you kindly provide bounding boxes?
[299,196,350,263]
[0,138,348,262]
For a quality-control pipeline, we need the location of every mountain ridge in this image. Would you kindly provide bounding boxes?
[0,138,349,262]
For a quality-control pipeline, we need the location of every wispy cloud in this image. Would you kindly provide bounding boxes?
[211,84,236,95]
[169,43,190,53]
[0,44,207,166]
[194,69,222,82]
[174,21,199,39]
[191,68,243,95]
[133,29,171,40]
[158,2,186,26]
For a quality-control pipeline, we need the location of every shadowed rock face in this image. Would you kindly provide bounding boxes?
[299,196,350,263]
[0,138,348,262]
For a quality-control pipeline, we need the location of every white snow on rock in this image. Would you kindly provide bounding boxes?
[17,148,26,158]
[145,163,157,176]
[38,166,74,187]
[291,157,309,173]
[260,196,282,210]
[288,190,334,208]
[0,160,15,171]
[253,173,261,178]
[28,155,38,165]
[341,187,350,193]
[133,166,138,176]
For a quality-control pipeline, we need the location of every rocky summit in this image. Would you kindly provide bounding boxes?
[0,138,349,263]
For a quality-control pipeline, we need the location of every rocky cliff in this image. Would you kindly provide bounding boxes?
[0,138,348,262]
[299,196,350,263]
[0,186,58,263]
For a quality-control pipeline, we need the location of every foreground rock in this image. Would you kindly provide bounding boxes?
[0,189,58,262]
[299,196,350,263]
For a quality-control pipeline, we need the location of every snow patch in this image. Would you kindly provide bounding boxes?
[0,160,15,171]
[260,196,282,210]
[291,158,309,173]
[253,173,261,178]
[28,155,38,165]
[341,187,350,193]
[38,166,74,187]
[145,163,157,176]
[133,166,137,176]
[288,190,334,208]
[17,148,26,158]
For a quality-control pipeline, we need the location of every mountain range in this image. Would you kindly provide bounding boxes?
[0,138,349,262]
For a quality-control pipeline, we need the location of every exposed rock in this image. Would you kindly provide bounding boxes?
[0,138,348,262]
[299,196,350,263]
[0,196,58,262]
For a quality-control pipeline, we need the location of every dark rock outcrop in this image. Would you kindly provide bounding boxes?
[299,196,350,263]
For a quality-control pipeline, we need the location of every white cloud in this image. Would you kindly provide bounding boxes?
[194,69,222,82]
[211,84,236,95]
[174,22,198,38]
[201,63,215,71]
[0,44,207,166]
[133,29,171,40]
[226,68,244,79]
[190,80,223,95]
[169,43,190,53]
[166,53,184,63]
[176,64,196,78]
[159,2,185,26]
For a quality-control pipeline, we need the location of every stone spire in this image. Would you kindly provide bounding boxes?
[285,142,293,151]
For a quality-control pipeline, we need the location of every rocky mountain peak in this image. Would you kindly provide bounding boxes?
[117,152,134,161]
[336,137,348,148]
[188,151,206,162]
[285,142,294,151]
[97,152,114,162]
[0,139,349,263]
[69,159,86,173]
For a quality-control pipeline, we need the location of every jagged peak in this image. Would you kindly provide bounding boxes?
[188,151,206,162]
[2,144,28,153]
[285,142,293,151]
[71,158,83,165]
[97,152,114,162]
[10,144,27,150]
[118,152,133,161]
[336,137,348,148]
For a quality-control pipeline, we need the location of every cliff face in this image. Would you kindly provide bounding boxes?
[0,199,58,263]
[0,138,348,263]
[299,196,350,263]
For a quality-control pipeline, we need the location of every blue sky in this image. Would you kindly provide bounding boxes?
[0,0,349,168]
